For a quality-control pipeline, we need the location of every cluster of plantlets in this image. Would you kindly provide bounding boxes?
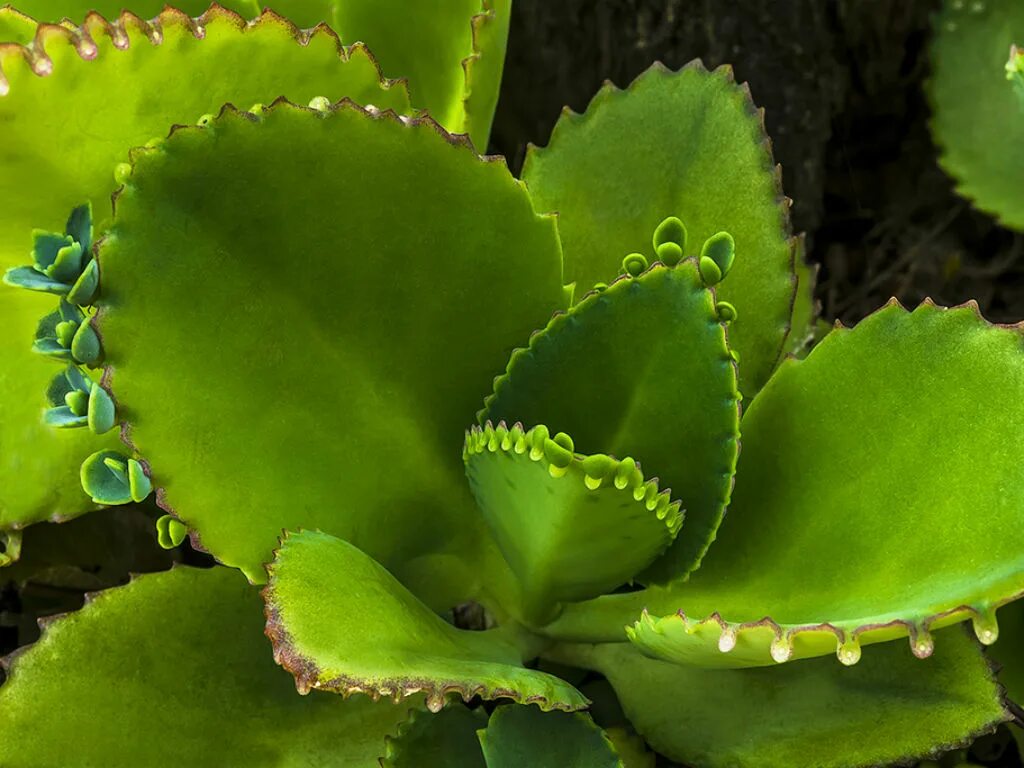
[1,3,1024,767]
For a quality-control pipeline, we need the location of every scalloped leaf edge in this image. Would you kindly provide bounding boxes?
[0,3,410,101]
[629,296,1024,668]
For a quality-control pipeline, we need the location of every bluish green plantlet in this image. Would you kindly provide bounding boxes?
[3,203,92,295]
[80,450,151,506]
[32,298,83,361]
[698,231,736,286]
[156,514,189,550]
[69,317,102,367]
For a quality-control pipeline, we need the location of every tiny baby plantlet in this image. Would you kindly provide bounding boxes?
[0,3,1022,768]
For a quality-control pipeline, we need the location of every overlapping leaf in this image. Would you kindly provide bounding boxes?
[478,706,623,768]
[0,565,416,766]
[91,101,565,603]
[0,6,409,536]
[579,630,1008,768]
[547,302,1024,668]
[522,62,798,396]
[264,531,587,713]
[480,261,739,583]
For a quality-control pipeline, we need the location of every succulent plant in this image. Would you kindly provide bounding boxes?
[930,0,1024,228]
[0,3,1022,768]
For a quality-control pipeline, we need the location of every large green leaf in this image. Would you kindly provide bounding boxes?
[546,302,1024,667]
[0,7,409,535]
[90,101,565,602]
[478,706,623,768]
[0,565,416,767]
[929,0,1024,230]
[577,629,1008,768]
[330,0,510,149]
[522,62,797,396]
[464,422,681,625]
[264,530,588,713]
[480,259,740,583]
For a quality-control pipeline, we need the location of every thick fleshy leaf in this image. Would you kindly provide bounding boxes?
[0,565,417,767]
[550,302,1024,667]
[929,0,1024,230]
[522,62,797,396]
[578,629,1008,768]
[0,7,409,268]
[330,0,510,149]
[0,7,408,534]
[92,101,565,602]
[0,7,37,46]
[381,706,488,768]
[480,260,740,582]
[986,600,1024,750]
[6,2,259,24]
[264,531,588,713]
[782,235,819,358]
[478,706,623,768]
[464,422,681,624]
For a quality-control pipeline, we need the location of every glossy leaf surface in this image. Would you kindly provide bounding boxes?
[464,422,681,624]
[930,0,1024,229]
[478,706,623,768]
[264,531,587,713]
[584,630,1008,768]
[480,261,739,582]
[522,62,796,395]
[95,102,565,595]
[0,565,415,767]
[549,302,1024,667]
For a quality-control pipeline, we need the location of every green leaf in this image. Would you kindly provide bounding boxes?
[0,565,417,767]
[464,422,681,624]
[5,2,261,23]
[0,7,37,46]
[0,7,409,271]
[480,260,740,582]
[478,706,623,768]
[92,101,565,602]
[264,530,588,713]
[0,288,120,532]
[330,0,510,149]
[985,600,1024,751]
[0,7,408,535]
[556,301,1024,666]
[579,628,1009,768]
[929,0,1024,230]
[522,62,797,396]
[381,706,488,768]
[783,235,819,358]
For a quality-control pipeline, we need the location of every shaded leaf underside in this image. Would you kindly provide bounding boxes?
[0,565,418,767]
[549,302,1024,668]
[581,628,1008,768]
[522,61,797,396]
[264,531,587,713]
[478,706,623,768]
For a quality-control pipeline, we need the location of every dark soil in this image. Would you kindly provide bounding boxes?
[491,0,1024,327]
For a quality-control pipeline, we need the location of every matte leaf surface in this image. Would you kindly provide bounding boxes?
[930,0,1024,229]
[478,706,623,768]
[0,565,415,767]
[330,0,509,149]
[381,706,488,768]
[522,62,796,395]
[264,531,587,713]
[557,302,1024,666]
[583,630,1008,768]
[94,102,565,594]
[464,422,681,624]
[480,261,739,582]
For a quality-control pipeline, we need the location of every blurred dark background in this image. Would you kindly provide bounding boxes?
[491,0,1023,326]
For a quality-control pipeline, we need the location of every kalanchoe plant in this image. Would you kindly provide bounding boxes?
[1,3,1023,768]
[929,0,1024,228]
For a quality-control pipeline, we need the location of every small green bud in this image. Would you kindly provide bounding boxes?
[652,216,687,253]
[699,232,736,286]
[622,253,648,277]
